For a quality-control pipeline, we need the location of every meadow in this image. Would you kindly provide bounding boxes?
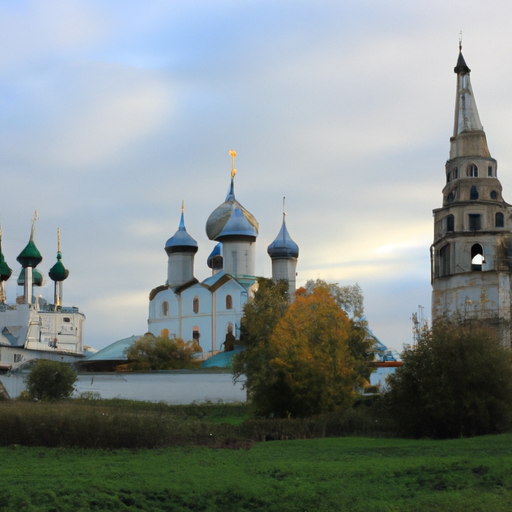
[1,434,512,511]
[1,399,511,511]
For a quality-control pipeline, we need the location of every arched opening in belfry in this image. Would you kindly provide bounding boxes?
[471,244,485,271]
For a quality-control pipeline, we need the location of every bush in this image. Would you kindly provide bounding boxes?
[385,320,512,438]
[25,359,77,401]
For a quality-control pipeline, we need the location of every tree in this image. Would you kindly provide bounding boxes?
[234,280,367,417]
[124,334,202,371]
[25,359,77,400]
[385,320,512,438]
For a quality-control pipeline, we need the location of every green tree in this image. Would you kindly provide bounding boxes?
[124,334,202,371]
[385,320,512,438]
[25,359,77,400]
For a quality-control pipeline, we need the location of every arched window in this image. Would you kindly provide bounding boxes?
[471,244,484,271]
[469,214,481,231]
[468,164,478,177]
[496,212,504,228]
[162,301,169,317]
[226,294,233,310]
[193,297,199,314]
[439,244,450,277]
[446,215,454,232]
[470,186,479,200]
[491,191,498,200]
[192,326,200,342]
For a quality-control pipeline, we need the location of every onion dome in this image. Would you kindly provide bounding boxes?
[49,252,69,282]
[17,268,44,287]
[268,215,299,259]
[16,212,42,269]
[0,226,12,283]
[165,206,198,255]
[205,151,258,241]
[207,242,223,269]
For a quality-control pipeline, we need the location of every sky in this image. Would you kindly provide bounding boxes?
[2,0,512,352]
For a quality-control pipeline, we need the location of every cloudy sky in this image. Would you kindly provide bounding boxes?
[1,0,512,352]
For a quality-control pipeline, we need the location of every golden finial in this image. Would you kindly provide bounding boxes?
[181,200,184,213]
[459,30,462,52]
[283,197,287,216]
[30,210,38,241]
[57,227,61,254]
[229,149,237,179]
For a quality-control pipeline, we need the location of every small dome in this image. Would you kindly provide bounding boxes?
[17,268,44,287]
[165,211,198,255]
[207,242,223,269]
[206,178,258,240]
[268,217,299,259]
[0,239,12,283]
[217,207,257,239]
[17,239,42,268]
[49,253,69,282]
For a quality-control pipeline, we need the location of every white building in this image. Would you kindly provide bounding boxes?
[147,153,299,356]
[431,46,512,344]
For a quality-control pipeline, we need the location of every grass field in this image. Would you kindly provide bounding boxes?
[1,434,512,511]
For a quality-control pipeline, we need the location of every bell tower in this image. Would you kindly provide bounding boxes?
[431,44,512,344]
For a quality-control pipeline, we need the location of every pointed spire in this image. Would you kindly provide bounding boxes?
[450,42,490,159]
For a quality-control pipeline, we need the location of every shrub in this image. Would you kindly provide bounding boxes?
[25,359,77,401]
[385,320,512,438]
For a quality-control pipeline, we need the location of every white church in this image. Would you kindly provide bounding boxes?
[147,151,299,357]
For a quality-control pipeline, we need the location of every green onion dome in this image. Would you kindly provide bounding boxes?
[17,268,44,287]
[49,252,69,282]
[0,238,12,282]
[16,239,42,269]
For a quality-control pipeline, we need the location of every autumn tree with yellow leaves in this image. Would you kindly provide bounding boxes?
[233,278,373,417]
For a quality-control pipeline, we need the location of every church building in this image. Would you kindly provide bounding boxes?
[147,151,299,356]
[431,45,512,344]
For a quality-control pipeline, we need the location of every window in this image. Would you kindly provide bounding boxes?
[453,167,458,179]
[446,215,454,232]
[470,186,479,200]
[491,191,498,200]
[468,164,478,177]
[488,166,493,177]
[162,301,169,317]
[63,317,70,323]
[192,326,200,342]
[439,244,450,277]
[447,171,451,183]
[496,212,504,228]
[193,297,199,314]
[471,244,484,271]
[226,294,233,310]
[447,190,456,203]
[469,214,481,231]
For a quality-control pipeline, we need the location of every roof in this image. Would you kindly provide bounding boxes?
[201,345,244,368]
[84,335,141,361]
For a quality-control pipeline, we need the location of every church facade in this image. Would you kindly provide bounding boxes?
[147,152,299,356]
[431,47,512,344]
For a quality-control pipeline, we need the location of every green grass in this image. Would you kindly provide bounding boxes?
[1,435,512,511]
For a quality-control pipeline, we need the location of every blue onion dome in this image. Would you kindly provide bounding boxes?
[205,178,259,241]
[49,252,69,282]
[17,268,44,287]
[165,208,198,255]
[268,216,299,259]
[0,229,12,282]
[216,206,257,239]
[207,242,223,269]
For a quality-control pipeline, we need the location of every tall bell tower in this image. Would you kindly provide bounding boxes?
[431,44,512,344]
